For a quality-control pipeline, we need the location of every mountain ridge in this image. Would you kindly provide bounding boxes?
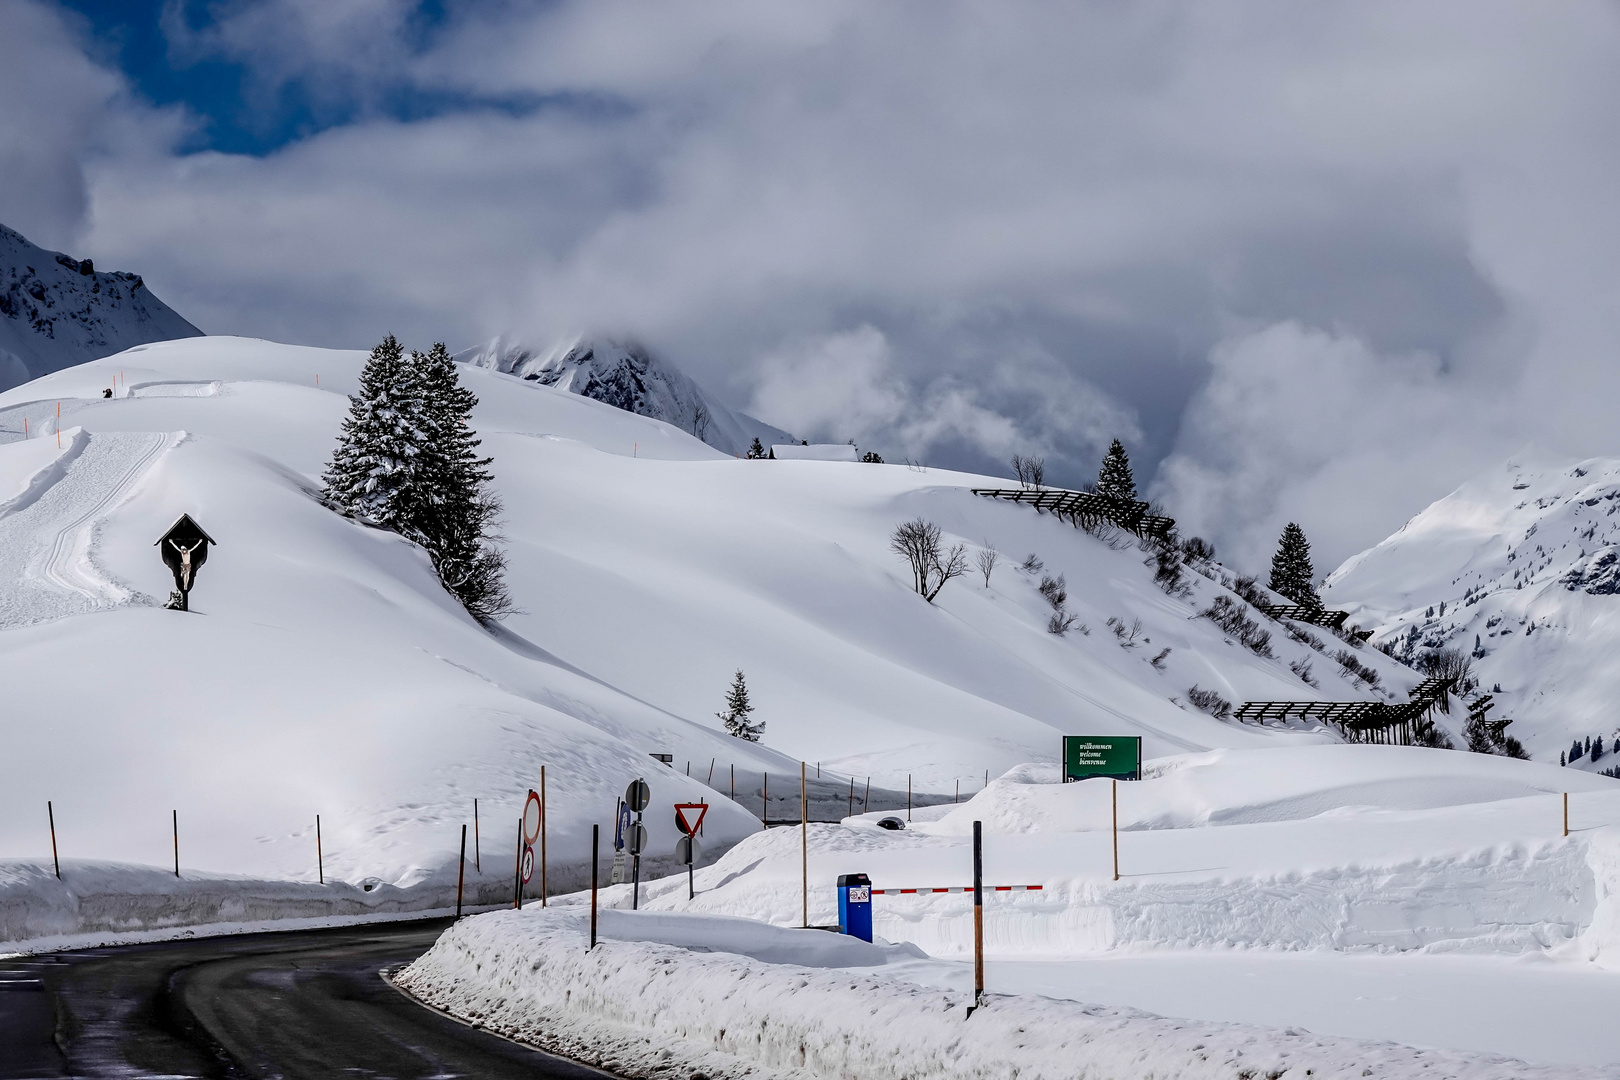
[456,334,794,458]
[0,224,201,392]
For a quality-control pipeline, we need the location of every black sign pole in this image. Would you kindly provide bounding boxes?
[590,823,599,950]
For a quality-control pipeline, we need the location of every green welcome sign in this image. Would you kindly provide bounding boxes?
[1062,736,1142,782]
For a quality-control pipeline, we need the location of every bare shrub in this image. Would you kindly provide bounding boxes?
[1418,647,1473,687]
[1231,575,1271,609]
[976,545,999,587]
[1147,544,1185,595]
[1020,553,1044,574]
[1333,649,1381,687]
[1200,595,1275,657]
[1038,574,1068,610]
[1048,610,1080,635]
[1107,616,1144,646]
[1180,536,1216,562]
[891,519,969,603]
[1283,622,1326,652]
[1289,657,1319,687]
[1187,685,1233,719]
[1149,647,1172,670]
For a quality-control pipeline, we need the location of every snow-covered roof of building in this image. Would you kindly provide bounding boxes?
[769,443,858,461]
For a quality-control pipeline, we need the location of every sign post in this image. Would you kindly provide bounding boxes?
[625,778,650,910]
[674,802,708,901]
[1061,736,1142,782]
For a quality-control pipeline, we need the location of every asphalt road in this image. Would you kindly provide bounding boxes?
[0,918,619,1079]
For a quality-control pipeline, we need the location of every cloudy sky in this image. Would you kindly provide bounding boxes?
[5,0,1620,575]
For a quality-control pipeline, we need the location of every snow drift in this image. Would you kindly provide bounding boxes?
[397,906,1610,1080]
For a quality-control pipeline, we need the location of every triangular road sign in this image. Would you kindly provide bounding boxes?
[674,802,709,836]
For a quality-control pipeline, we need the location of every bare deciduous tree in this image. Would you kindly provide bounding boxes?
[691,401,711,442]
[1010,454,1046,489]
[976,545,999,587]
[890,519,969,603]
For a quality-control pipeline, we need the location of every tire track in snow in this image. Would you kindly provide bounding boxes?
[0,430,178,629]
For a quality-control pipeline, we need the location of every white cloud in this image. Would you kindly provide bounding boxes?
[6,0,1620,557]
[1152,321,1517,575]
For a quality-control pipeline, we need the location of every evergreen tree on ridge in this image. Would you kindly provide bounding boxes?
[1269,522,1319,607]
[1096,439,1137,501]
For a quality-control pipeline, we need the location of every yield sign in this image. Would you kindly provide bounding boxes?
[674,802,709,836]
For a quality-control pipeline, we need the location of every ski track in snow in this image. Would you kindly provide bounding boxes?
[0,430,175,629]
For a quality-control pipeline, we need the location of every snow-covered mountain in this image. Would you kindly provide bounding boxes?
[455,335,793,457]
[1324,448,1620,765]
[0,224,201,392]
[0,335,1428,894]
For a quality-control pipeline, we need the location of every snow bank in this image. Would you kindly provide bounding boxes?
[397,907,1608,1080]
[0,858,510,956]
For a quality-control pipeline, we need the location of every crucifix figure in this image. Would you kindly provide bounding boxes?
[168,538,203,591]
[155,514,216,612]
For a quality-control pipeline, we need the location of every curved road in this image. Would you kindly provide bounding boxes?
[0,918,617,1079]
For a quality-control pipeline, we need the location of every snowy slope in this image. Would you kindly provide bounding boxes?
[0,335,1420,907]
[0,224,201,392]
[1323,449,1620,764]
[456,334,794,457]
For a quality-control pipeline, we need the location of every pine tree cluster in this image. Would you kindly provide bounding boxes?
[1269,522,1319,607]
[322,335,512,621]
[717,670,763,741]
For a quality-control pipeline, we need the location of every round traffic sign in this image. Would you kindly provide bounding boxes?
[522,790,543,845]
[520,844,535,884]
[676,835,700,865]
[626,822,648,855]
[625,779,651,813]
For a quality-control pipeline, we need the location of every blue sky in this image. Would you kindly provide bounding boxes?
[56,0,540,156]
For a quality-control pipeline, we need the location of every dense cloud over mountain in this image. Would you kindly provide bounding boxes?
[6,1,1620,570]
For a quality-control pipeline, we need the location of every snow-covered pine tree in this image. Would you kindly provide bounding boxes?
[322,334,429,535]
[1268,522,1319,606]
[746,437,766,459]
[413,342,511,621]
[1096,439,1137,501]
[717,670,763,741]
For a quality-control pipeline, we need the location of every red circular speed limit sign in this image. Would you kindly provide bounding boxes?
[521,844,535,884]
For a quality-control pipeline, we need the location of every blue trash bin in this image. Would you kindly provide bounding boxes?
[838,873,873,942]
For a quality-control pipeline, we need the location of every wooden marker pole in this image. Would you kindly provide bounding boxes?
[864,777,870,812]
[590,823,600,950]
[708,758,715,784]
[848,777,854,818]
[316,815,324,884]
[1564,792,1570,838]
[456,824,467,918]
[956,779,960,804]
[56,403,60,448]
[172,810,179,878]
[763,773,769,825]
[908,774,912,821]
[540,765,548,907]
[474,798,480,871]
[730,764,734,801]
[970,820,985,1016]
[801,761,808,929]
[1112,780,1120,881]
[47,801,59,879]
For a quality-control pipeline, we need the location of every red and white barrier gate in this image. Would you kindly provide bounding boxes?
[872,885,1043,894]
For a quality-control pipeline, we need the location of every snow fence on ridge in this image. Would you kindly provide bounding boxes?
[397,907,1611,1080]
